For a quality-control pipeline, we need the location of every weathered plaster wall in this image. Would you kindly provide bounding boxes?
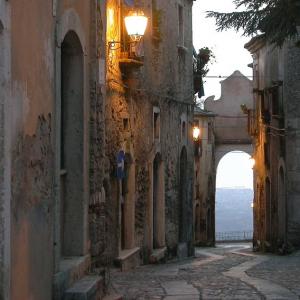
[0,1,11,299]
[10,1,55,299]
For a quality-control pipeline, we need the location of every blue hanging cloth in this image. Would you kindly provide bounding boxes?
[124,0,134,7]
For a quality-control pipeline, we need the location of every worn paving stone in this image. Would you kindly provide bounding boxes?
[108,244,300,300]
[246,251,300,298]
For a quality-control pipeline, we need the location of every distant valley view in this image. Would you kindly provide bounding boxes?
[216,188,253,240]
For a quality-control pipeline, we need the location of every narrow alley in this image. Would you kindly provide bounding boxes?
[107,244,300,300]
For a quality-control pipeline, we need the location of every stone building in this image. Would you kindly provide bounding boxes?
[193,71,253,246]
[205,70,253,167]
[0,0,196,299]
[193,107,216,246]
[104,0,195,269]
[245,35,300,252]
[0,0,107,299]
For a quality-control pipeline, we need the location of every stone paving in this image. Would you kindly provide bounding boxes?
[107,244,300,300]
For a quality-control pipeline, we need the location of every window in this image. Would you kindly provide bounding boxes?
[178,5,184,46]
[153,107,160,141]
[123,118,129,131]
[181,121,186,141]
[271,88,279,116]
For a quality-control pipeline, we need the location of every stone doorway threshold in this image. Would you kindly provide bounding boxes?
[115,247,140,271]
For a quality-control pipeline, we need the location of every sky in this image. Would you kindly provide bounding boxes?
[192,1,254,189]
[192,0,253,100]
[216,152,254,189]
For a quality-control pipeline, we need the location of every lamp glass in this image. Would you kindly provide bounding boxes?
[125,12,148,41]
[249,157,255,169]
[193,126,200,141]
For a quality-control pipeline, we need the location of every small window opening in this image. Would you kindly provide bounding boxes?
[181,121,186,141]
[178,5,184,46]
[154,111,160,140]
[123,118,129,131]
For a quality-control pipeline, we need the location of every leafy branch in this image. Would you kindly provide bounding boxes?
[207,0,300,46]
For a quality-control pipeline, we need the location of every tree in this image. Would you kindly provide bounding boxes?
[207,0,300,46]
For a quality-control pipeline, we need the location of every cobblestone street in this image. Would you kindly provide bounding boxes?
[107,244,300,300]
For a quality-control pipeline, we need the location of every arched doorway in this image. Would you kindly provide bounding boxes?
[265,177,271,242]
[153,153,165,249]
[121,154,135,250]
[60,31,84,257]
[215,151,253,242]
[179,147,188,242]
[278,167,286,243]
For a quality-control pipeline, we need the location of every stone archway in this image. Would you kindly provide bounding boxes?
[179,147,188,243]
[121,154,136,250]
[265,177,271,242]
[278,167,286,243]
[152,153,165,250]
[60,30,84,257]
[215,150,254,242]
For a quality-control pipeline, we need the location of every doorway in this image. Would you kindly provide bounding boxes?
[179,147,188,243]
[215,151,254,242]
[153,153,165,249]
[60,31,84,257]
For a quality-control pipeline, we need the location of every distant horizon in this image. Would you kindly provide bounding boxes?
[217,186,253,190]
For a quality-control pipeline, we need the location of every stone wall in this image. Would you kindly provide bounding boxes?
[284,41,300,247]
[245,35,300,251]
[193,110,216,246]
[0,1,11,298]
[104,0,195,263]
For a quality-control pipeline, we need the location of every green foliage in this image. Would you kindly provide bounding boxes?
[195,47,215,77]
[207,0,300,46]
[194,47,215,96]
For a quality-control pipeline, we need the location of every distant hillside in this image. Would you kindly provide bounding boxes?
[215,188,253,233]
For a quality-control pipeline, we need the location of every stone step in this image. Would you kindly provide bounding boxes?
[115,247,140,271]
[102,294,123,300]
[64,275,104,300]
[150,247,167,264]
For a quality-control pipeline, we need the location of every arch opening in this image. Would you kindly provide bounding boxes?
[278,167,286,243]
[179,147,188,243]
[152,153,165,250]
[60,31,84,257]
[215,151,253,242]
[121,154,135,250]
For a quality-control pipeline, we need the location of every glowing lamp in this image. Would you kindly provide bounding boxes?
[125,11,148,41]
[193,126,201,141]
[249,157,255,169]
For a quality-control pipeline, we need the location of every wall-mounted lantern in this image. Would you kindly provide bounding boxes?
[193,126,201,157]
[193,126,201,142]
[108,9,148,50]
[124,10,148,42]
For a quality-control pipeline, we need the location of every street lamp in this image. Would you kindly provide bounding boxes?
[193,126,201,141]
[108,9,148,50]
[124,11,148,42]
[249,157,255,169]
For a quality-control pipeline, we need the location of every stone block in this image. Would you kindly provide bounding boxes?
[149,247,167,264]
[177,243,188,259]
[115,247,140,271]
[64,275,104,300]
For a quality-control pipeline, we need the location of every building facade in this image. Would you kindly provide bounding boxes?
[104,0,195,268]
[0,0,196,299]
[193,108,216,246]
[245,35,300,252]
[0,1,107,299]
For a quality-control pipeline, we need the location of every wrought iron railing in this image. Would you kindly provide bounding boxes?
[215,231,253,242]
